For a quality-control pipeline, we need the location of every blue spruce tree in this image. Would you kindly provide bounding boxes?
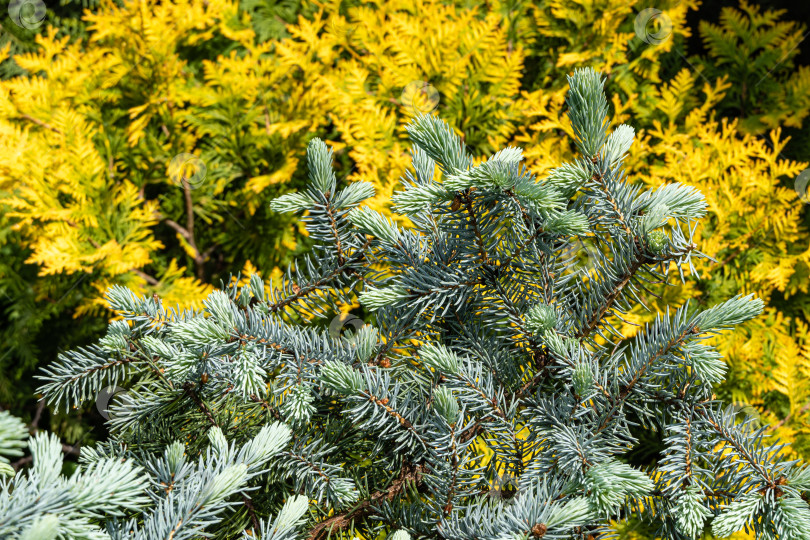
[4,67,807,539]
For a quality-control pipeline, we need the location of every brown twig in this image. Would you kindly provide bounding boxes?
[243,494,261,534]
[593,325,694,434]
[30,401,45,433]
[323,192,346,265]
[307,463,425,540]
[768,401,810,432]
[18,113,62,134]
[577,244,695,341]
[182,382,218,427]
[12,443,81,471]
[268,239,371,313]
[132,269,160,286]
[249,394,281,420]
[697,406,775,486]
[164,217,209,281]
[577,256,647,340]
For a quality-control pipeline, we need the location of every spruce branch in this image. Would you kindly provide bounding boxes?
[27,66,810,539]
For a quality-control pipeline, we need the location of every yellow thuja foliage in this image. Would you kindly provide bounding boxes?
[0,0,308,321]
[80,0,312,262]
[527,0,695,86]
[0,0,308,405]
[0,40,210,314]
[636,73,810,306]
[287,0,695,169]
[0,9,219,314]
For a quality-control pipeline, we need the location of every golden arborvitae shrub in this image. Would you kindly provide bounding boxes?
[0,0,285,405]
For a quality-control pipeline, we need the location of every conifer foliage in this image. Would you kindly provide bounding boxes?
[15,68,810,538]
